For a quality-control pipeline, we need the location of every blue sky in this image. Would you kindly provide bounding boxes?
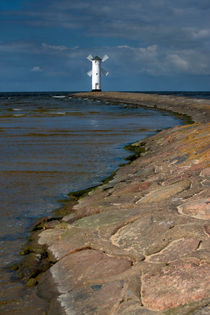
[0,0,210,91]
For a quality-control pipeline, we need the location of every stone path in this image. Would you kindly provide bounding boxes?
[18,93,210,314]
[74,91,210,124]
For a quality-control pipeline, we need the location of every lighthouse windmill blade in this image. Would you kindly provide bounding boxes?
[87,54,93,62]
[102,55,109,76]
[101,68,109,76]
[102,54,109,62]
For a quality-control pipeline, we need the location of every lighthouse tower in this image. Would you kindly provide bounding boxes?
[87,55,109,91]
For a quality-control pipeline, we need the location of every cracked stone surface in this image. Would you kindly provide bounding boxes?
[147,238,201,263]
[34,94,210,315]
[178,197,210,220]
[39,250,131,314]
[56,280,125,315]
[50,249,132,292]
[141,259,210,311]
[136,179,191,204]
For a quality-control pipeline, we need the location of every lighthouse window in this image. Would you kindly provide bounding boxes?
[96,73,98,75]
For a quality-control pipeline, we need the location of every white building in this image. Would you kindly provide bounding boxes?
[87,55,109,91]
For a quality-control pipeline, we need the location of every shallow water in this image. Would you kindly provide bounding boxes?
[0,92,182,313]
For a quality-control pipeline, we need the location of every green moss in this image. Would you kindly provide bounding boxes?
[68,185,99,200]
[0,299,17,306]
[101,170,117,185]
[19,242,45,256]
[53,206,74,217]
[163,299,210,315]
[53,184,101,217]
[15,246,55,284]
[166,110,194,125]
[124,142,146,162]
[26,278,37,287]
[31,216,61,231]
[10,263,19,271]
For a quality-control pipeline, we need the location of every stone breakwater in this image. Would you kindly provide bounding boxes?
[18,93,210,314]
[75,91,210,124]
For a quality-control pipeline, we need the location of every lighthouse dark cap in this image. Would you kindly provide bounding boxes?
[93,56,102,60]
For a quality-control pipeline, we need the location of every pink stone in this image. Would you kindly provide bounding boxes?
[178,198,210,220]
[142,260,210,311]
[148,238,200,263]
[139,182,152,190]
[136,179,191,204]
[204,224,210,236]
[200,167,210,177]
[50,249,132,293]
[57,281,124,315]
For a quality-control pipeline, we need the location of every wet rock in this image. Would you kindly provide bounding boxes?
[32,216,60,231]
[32,216,50,230]
[16,252,52,283]
[26,278,38,287]
[26,118,210,314]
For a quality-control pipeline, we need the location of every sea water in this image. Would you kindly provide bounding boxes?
[0,92,188,313]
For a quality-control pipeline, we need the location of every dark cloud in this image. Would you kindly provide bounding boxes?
[0,0,210,90]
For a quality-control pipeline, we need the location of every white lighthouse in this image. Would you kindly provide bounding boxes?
[87,54,109,91]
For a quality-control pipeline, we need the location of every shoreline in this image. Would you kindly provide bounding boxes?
[71,91,210,123]
[15,92,210,314]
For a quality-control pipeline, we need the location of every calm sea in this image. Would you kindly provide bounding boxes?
[0,91,207,313]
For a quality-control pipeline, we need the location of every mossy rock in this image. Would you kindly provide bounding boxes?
[32,216,61,231]
[19,232,47,256]
[26,278,38,287]
[125,142,146,161]
[163,298,210,315]
[16,252,53,282]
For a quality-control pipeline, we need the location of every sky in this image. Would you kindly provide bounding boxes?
[0,0,210,92]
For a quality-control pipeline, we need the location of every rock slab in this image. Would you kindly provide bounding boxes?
[33,97,210,315]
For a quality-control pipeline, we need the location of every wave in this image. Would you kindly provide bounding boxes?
[52,95,66,99]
